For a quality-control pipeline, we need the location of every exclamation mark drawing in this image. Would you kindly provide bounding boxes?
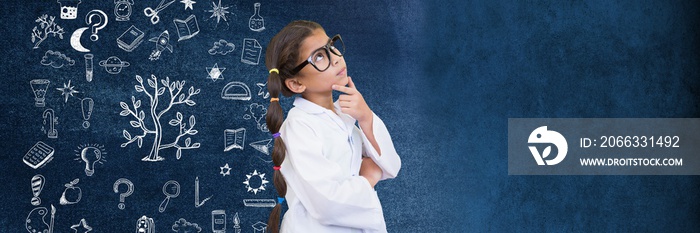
[81,98,93,128]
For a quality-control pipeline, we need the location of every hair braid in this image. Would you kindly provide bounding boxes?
[265,20,323,233]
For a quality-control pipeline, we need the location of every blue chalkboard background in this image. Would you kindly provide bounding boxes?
[1,0,698,232]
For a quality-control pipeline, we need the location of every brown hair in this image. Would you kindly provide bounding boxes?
[265,20,323,233]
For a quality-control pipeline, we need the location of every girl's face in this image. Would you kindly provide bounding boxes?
[294,29,348,94]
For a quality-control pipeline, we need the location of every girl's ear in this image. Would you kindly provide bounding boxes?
[285,78,306,94]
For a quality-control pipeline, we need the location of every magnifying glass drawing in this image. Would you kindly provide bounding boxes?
[159,180,180,213]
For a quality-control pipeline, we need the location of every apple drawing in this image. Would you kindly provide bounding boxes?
[60,179,81,205]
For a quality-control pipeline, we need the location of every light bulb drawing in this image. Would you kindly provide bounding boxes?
[74,144,107,176]
[30,79,50,107]
[42,109,58,138]
[81,98,93,128]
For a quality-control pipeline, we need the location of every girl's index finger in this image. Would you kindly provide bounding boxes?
[332,84,355,94]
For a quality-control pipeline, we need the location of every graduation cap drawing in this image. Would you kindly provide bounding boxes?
[221,81,251,101]
[252,221,267,233]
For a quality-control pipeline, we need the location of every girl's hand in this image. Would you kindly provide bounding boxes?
[333,77,373,124]
[360,157,382,188]
[334,76,383,155]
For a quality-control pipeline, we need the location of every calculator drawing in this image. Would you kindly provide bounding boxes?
[23,141,55,169]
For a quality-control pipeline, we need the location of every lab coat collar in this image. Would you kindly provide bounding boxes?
[293,96,357,131]
[293,96,327,115]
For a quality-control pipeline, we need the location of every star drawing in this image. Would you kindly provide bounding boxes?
[206,0,230,25]
[70,218,93,233]
[256,82,269,99]
[206,63,225,81]
[220,163,231,176]
[57,80,80,103]
[181,0,196,10]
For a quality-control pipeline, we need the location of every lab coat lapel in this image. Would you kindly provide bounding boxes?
[292,97,355,134]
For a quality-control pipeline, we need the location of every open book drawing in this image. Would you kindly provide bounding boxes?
[173,15,200,41]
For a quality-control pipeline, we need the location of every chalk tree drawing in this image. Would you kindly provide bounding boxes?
[120,74,201,161]
[31,14,65,49]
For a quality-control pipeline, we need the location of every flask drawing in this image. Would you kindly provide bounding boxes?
[248,3,265,32]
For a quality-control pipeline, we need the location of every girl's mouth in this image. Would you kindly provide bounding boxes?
[337,67,347,76]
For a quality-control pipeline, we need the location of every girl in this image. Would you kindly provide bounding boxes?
[265,20,402,233]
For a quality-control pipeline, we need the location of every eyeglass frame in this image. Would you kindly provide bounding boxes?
[290,34,344,75]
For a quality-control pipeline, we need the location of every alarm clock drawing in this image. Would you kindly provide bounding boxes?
[114,0,134,21]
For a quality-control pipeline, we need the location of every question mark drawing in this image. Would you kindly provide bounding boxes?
[113,178,134,210]
[85,10,108,41]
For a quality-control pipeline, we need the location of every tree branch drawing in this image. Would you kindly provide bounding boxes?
[120,74,201,161]
[31,14,64,49]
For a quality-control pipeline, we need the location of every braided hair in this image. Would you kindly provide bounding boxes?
[265,20,323,233]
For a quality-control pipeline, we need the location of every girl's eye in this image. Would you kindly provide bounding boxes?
[313,52,326,62]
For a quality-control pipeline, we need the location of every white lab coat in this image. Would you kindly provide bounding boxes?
[278,97,402,233]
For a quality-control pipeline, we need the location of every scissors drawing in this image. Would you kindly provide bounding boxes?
[144,0,176,24]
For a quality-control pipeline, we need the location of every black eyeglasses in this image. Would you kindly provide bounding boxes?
[290,34,345,75]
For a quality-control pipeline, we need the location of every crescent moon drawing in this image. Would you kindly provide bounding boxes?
[70,27,90,53]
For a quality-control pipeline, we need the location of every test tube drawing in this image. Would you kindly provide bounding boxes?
[30,79,50,107]
[84,54,93,82]
[81,98,93,128]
